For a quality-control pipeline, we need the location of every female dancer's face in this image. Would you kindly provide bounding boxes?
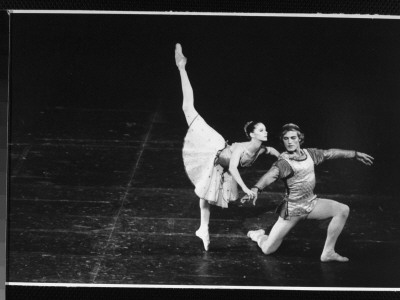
[250,123,268,142]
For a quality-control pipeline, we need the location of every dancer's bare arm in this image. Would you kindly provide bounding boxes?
[266,146,280,158]
[240,166,280,205]
[229,146,257,199]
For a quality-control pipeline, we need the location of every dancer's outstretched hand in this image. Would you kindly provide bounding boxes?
[355,152,374,166]
[175,43,187,69]
[240,187,259,206]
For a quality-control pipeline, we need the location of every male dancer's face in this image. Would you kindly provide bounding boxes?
[282,130,301,153]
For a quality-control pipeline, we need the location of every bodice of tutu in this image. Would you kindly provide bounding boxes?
[183,114,265,206]
[216,143,264,169]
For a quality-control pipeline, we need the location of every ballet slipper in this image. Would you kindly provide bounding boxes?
[195,228,210,251]
[320,251,349,262]
[247,229,265,242]
[175,43,187,69]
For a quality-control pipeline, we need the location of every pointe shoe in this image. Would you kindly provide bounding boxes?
[247,229,265,242]
[175,43,187,69]
[195,228,210,251]
[320,251,349,263]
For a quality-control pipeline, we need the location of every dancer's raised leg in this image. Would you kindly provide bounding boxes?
[176,44,210,251]
[307,199,350,262]
[196,199,210,251]
[175,43,198,126]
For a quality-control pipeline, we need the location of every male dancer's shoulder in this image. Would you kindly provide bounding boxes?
[305,148,325,165]
[272,154,293,179]
[278,151,291,160]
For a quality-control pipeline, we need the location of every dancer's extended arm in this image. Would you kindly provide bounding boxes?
[241,160,291,205]
[308,148,374,166]
[239,166,280,205]
[229,147,257,198]
[265,146,280,158]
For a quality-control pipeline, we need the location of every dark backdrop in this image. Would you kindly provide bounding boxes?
[10,13,400,192]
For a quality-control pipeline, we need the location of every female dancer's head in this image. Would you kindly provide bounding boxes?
[244,121,268,142]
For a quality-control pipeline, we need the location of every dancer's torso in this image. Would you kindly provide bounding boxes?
[280,149,316,202]
[216,143,264,169]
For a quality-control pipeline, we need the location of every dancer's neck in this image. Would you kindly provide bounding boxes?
[287,148,303,156]
[246,139,262,153]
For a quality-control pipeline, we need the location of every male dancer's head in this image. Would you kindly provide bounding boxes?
[280,123,304,154]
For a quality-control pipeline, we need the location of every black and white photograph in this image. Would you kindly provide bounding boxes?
[5,10,400,293]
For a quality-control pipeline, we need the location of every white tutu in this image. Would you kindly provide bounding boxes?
[182,115,239,208]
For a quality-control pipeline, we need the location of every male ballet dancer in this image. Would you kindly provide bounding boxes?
[244,123,374,262]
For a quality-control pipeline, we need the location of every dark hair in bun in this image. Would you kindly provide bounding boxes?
[244,121,262,140]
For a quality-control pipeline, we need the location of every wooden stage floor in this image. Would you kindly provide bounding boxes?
[7,104,400,289]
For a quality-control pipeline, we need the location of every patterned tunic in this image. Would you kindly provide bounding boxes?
[254,148,356,219]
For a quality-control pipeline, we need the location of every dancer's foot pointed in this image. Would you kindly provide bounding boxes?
[175,43,187,69]
[321,251,349,262]
[247,229,265,242]
[196,228,210,251]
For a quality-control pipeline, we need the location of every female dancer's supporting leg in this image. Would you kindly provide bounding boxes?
[175,43,210,250]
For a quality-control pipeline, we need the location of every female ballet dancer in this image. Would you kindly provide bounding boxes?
[175,43,280,251]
